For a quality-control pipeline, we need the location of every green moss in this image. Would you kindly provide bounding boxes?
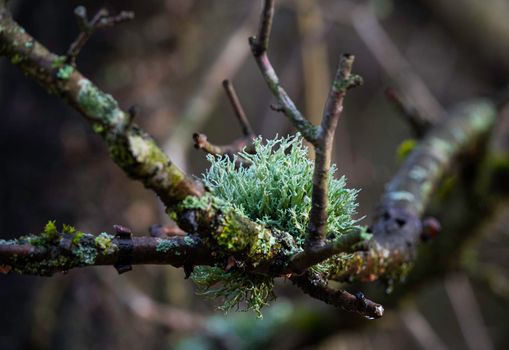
[56,64,73,80]
[72,231,85,245]
[94,232,117,254]
[10,53,23,64]
[62,224,76,235]
[397,139,417,162]
[51,56,66,69]
[42,220,59,242]
[92,123,104,134]
[179,194,215,211]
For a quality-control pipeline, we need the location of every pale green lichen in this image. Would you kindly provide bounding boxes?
[203,134,359,244]
[191,266,274,318]
[74,245,97,265]
[156,238,178,253]
[56,64,73,80]
[77,79,126,127]
[0,239,17,246]
[194,134,360,316]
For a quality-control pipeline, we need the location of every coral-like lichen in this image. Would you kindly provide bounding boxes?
[77,78,126,127]
[191,266,274,318]
[193,134,360,316]
[203,134,359,243]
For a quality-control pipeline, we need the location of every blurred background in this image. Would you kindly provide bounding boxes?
[1,0,509,349]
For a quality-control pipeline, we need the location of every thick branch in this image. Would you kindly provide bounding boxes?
[328,99,497,282]
[0,232,215,276]
[0,7,203,207]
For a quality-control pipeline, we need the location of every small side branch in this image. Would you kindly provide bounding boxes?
[193,80,255,157]
[249,0,318,142]
[288,229,370,273]
[291,271,384,319]
[193,133,254,157]
[305,54,362,249]
[67,6,134,65]
[223,80,254,138]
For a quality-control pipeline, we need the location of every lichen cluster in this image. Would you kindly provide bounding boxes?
[191,134,360,317]
[203,134,359,242]
[10,221,118,275]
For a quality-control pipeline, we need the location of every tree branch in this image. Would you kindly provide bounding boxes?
[0,5,203,207]
[328,99,497,282]
[0,230,216,276]
[305,54,362,250]
[287,229,369,274]
[291,271,384,319]
[249,0,318,142]
[192,80,255,157]
[66,6,134,65]
[222,79,254,138]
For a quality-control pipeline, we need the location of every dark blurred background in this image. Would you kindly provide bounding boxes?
[1,0,509,349]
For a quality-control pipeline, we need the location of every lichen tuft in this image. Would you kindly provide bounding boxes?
[191,266,275,318]
[203,134,360,244]
[193,134,360,316]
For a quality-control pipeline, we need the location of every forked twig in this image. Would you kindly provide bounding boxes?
[67,6,134,65]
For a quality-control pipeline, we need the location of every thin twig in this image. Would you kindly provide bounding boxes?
[67,6,134,65]
[193,80,255,157]
[193,132,254,157]
[162,10,257,170]
[249,0,318,142]
[251,0,275,56]
[222,80,254,137]
[291,271,384,319]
